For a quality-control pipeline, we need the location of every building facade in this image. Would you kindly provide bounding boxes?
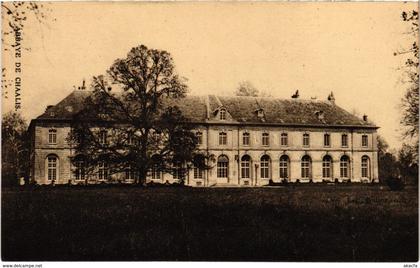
[29,90,379,186]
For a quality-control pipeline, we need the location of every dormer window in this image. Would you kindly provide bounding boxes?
[257,109,264,118]
[219,109,226,120]
[48,129,57,144]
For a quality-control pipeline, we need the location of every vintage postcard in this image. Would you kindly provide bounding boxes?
[1,1,418,265]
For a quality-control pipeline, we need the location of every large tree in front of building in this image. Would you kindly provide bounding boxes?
[68,45,205,185]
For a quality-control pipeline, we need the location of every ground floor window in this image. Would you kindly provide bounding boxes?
[74,156,86,181]
[279,155,289,179]
[322,155,333,178]
[301,155,312,178]
[260,155,270,179]
[47,155,58,181]
[194,166,203,179]
[217,155,229,178]
[241,155,251,179]
[340,155,350,178]
[361,156,370,178]
[98,161,109,180]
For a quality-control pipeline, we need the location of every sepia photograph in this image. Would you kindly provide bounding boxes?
[1,1,418,264]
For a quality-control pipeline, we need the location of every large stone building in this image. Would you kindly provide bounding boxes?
[29,90,379,186]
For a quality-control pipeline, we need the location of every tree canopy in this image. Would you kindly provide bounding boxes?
[68,45,206,185]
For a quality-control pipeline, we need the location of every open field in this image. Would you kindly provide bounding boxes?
[2,185,418,261]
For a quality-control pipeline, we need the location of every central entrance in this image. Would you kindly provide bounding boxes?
[217,155,229,184]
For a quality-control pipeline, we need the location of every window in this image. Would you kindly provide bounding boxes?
[47,155,58,181]
[193,166,203,179]
[241,155,251,179]
[281,133,288,146]
[196,131,203,145]
[303,133,310,147]
[217,155,229,178]
[322,155,333,178]
[301,155,312,178]
[262,133,269,146]
[74,156,85,181]
[48,129,57,144]
[340,155,350,178]
[362,135,368,147]
[219,109,226,120]
[126,165,138,181]
[279,155,289,179]
[324,134,331,147]
[341,134,348,147]
[242,132,250,146]
[99,130,108,145]
[151,155,161,180]
[173,162,183,180]
[219,132,227,145]
[98,161,109,180]
[361,156,370,178]
[151,164,161,180]
[260,155,270,179]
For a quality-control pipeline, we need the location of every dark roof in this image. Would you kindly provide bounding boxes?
[35,90,377,128]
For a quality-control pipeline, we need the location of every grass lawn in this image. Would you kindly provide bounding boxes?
[2,184,418,261]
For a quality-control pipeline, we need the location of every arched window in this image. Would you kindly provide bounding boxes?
[74,155,86,181]
[340,155,350,178]
[217,155,229,178]
[301,155,312,178]
[262,133,270,146]
[361,156,370,178]
[260,155,270,179]
[242,132,250,146]
[281,133,288,146]
[46,155,58,181]
[219,132,227,145]
[98,161,109,181]
[279,155,289,179]
[219,109,226,120]
[151,155,161,180]
[48,129,57,144]
[322,155,333,178]
[126,164,139,181]
[241,155,251,179]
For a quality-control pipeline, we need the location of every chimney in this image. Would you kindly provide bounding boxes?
[291,90,299,99]
[363,114,368,122]
[81,79,86,90]
[327,91,335,104]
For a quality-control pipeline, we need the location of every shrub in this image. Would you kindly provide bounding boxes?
[386,176,405,191]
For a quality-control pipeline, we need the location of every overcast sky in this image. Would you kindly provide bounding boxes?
[2,2,417,150]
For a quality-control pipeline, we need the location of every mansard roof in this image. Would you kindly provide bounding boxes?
[35,90,377,128]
